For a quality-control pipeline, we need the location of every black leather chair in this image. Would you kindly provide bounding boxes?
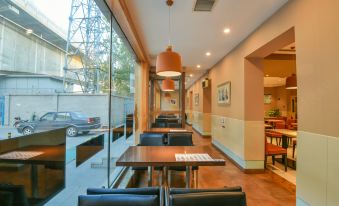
[134,134,166,183]
[155,119,167,128]
[167,133,193,146]
[169,192,247,206]
[167,119,179,124]
[78,194,159,206]
[167,123,182,128]
[0,191,13,206]
[167,133,197,187]
[86,187,163,206]
[0,184,29,206]
[140,133,166,146]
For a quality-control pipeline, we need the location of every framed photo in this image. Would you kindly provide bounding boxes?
[217,81,231,105]
[194,93,199,106]
[264,94,272,104]
[170,99,176,105]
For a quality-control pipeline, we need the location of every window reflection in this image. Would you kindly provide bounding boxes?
[0,0,136,204]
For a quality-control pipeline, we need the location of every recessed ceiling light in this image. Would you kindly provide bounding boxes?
[190,74,193,77]
[197,64,201,68]
[265,74,269,77]
[205,52,211,56]
[223,28,231,34]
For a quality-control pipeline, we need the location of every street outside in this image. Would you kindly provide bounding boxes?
[0,126,104,150]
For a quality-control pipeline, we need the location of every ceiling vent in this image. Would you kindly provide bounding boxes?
[194,0,216,12]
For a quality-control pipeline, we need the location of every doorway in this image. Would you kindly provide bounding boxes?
[245,27,297,184]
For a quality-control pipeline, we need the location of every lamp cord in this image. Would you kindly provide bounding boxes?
[168,4,171,46]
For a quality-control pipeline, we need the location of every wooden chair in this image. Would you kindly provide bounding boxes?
[265,135,288,172]
[275,122,286,129]
[265,131,282,145]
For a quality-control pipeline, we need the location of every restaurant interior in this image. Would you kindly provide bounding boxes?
[0,0,338,206]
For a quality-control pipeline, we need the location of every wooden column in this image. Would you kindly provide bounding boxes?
[181,72,186,128]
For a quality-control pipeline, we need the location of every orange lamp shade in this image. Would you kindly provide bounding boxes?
[286,74,297,89]
[162,78,175,91]
[156,46,182,77]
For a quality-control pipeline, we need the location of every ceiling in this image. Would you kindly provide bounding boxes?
[125,0,289,88]
[264,42,296,87]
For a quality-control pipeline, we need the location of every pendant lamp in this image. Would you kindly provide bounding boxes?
[156,0,182,77]
[285,74,297,89]
[162,78,175,91]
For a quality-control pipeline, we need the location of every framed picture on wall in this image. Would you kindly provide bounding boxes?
[194,93,199,106]
[264,94,272,104]
[217,81,231,105]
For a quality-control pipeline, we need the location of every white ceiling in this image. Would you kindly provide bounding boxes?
[126,0,289,88]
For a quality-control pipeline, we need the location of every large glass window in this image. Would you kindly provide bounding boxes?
[0,0,136,205]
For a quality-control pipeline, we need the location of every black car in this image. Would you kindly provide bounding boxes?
[16,112,101,137]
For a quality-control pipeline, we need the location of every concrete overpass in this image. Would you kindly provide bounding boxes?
[0,0,81,77]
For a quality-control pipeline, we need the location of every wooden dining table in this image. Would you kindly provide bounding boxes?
[267,129,297,147]
[0,145,65,197]
[268,129,297,138]
[116,146,225,188]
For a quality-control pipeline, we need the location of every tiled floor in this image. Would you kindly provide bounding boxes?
[131,125,296,206]
[266,137,297,185]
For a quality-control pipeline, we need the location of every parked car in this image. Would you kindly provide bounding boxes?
[16,112,101,137]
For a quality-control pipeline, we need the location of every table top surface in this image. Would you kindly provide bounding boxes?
[266,119,285,123]
[116,146,225,167]
[143,128,192,134]
[268,129,297,138]
[0,145,65,164]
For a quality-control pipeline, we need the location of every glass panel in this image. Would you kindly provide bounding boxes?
[108,17,136,186]
[0,0,124,204]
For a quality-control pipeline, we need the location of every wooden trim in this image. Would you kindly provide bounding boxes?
[181,72,186,128]
[212,143,265,174]
[106,0,149,64]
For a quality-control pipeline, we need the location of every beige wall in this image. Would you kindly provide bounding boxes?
[188,0,339,205]
[187,74,211,135]
[160,91,179,111]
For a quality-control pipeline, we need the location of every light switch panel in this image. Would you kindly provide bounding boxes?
[220,117,225,124]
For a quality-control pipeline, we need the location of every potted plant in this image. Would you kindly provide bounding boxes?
[267,108,281,117]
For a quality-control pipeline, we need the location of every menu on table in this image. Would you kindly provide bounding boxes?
[175,153,214,161]
[0,151,43,160]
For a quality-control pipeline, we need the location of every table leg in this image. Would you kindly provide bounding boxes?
[163,166,168,187]
[158,169,163,186]
[185,166,191,188]
[194,169,199,188]
[148,166,153,187]
[31,164,38,198]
